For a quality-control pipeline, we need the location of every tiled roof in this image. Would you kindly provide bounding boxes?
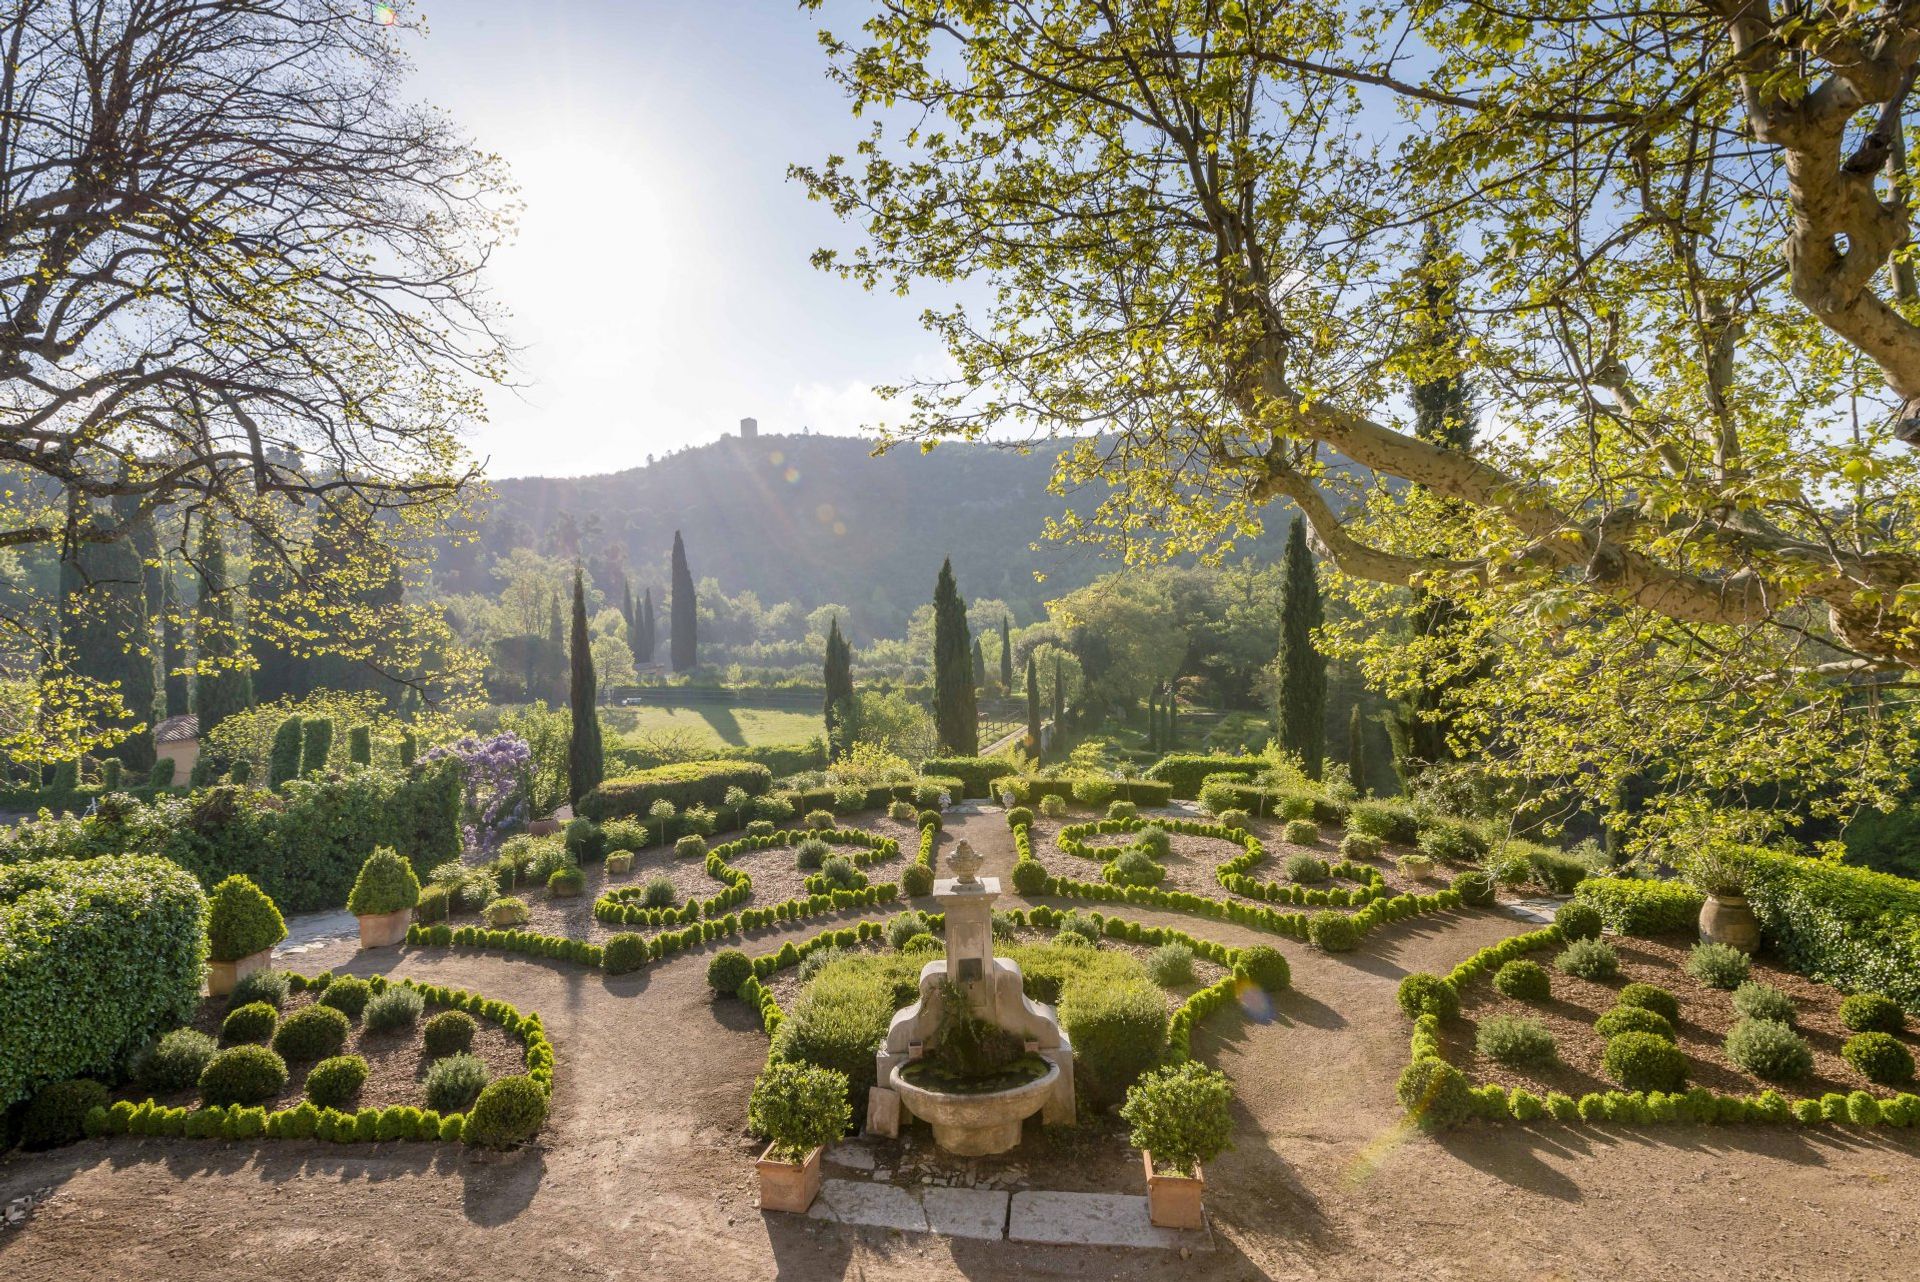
[154,714,199,744]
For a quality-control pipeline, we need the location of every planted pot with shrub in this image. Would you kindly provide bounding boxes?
[749,1061,850,1213]
[1121,1062,1233,1230]
[205,874,287,996]
[347,847,421,948]
[548,865,587,898]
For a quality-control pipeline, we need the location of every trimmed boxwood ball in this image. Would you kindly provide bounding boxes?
[901,863,934,897]
[1006,806,1034,828]
[21,1079,109,1149]
[1106,849,1165,887]
[1396,1056,1473,1130]
[424,1052,489,1113]
[422,1010,476,1058]
[464,1074,549,1148]
[363,986,424,1033]
[1842,1031,1915,1086]
[221,1001,279,1044]
[205,873,287,963]
[1725,1017,1814,1082]
[1476,1015,1558,1068]
[1397,973,1459,1019]
[1493,959,1551,1002]
[1686,942,1751,990]
[227,968,293,1011]
[1451,870,1497,907]
[139,1028,218,1092]
[1236,945,1291,993]
[272,1004,351,1062]
[317,975,371,1020]
[1602,1030,1687,1092]
[707,948,753,995]
[1555,937,1620,981]
[1616,981,1679,1023]
[603,932,647,975]
[305,1055,369,1108]
[1146,943,1194,987]
[1060,978,1169,1105]
[1731,981,1796,1026]
[1554,901,1603,941]
[674,834,708,859]
[1840,992,1905,1034]
[1011,859,1049,895]
[199,1044,289,1106]
[1595,1005,1675,1042]
[1282,819,1319,846]
[1307,910,1359,953]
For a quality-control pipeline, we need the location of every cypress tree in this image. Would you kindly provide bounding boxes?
[1052,654,1065,726]
[568,567,604,805]
[669,531,697,671]
[932,559,979,755]
[1274,516,1327,777]
[641,588,656,662]
[999,616,1013,689]
[1026,653,1041,750]
[971,636,987,690]
[1145,688,1158,752]
[60,503,155,770]
[192,521,252,734]
[301,717,333,774]
[1347,704,1369,796]
[1164,683,1177,750]
[161,568,190,719]
[348,724,373,766]
[823,616,855,757]
[399,731,418,769]
[268,715,303,789]
[621,577,636,645]
[249,525,302,702]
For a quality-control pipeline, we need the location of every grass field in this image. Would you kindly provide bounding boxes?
[601,703,824,749]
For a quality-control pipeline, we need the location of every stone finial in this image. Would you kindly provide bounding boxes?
[950,839,983,886]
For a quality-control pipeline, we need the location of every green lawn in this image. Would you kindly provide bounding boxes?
[602,703,824,750]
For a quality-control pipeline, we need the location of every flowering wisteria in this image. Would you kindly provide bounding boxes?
[423,732,532,853]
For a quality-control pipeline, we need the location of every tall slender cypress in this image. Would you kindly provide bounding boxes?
[1052,654,1065,726]
[192,521,252,734]
[823,616,855,757]
[971,636,987,690]
[1347,703,1369,796]
[568,567,604,804]
[1273,516,1327,777]
[59,504,155,770]
[1164,683,1177,750]
[932,559,979,755]
[669,531,697,671]
[999,616,1013,689]
[621,576,636,645]
[641,588,656,662]
[1026,653,1041,750]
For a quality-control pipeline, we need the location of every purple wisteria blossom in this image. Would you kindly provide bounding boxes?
[424,732,532,853]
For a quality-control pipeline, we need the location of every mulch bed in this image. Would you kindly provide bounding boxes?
[126,988,527,1114]
[1445,932,1920,1100]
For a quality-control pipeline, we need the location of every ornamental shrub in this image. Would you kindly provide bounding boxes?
[564,817,607,863]
[1106,849,1165,887]
[1617,981,1679,1022]
[1451,869,1497,907]
[1397,973,1459,1019]
[1555,937,1620,981]
[745,818,779,838]
[547,866,586,897]
[1840,992,1905,1034]
[1282,819,1319,846]
[424,1052,489,1112]
[708,948,753,994]
[364,986,424,1033]
[604,818,650,851]
[674,834,708,859]
[318,975,372,1020]
[886,911,932,950]
[818,854,862,890]
[1121,1062,1233,1177]
[1107,799,1138,821]
[1218,808,1252,831]
[1419,819,1488,863]
[1396,1056,1472,1130]
[803,808,835,830]
[888,799,916,822]
[1477,1015,1558,1068]
[464,1074,549,1149]
[1236,945,1291,993]
[1006,805,1034,828]
[1060,977,1169,1104]
[22,1079,109,1149]
[1842,1031,1915,1086]
[1307,910,1359,952]
[1072,777,1118,808]
[772,960,899,1106]
[198,1044,288,1106]
[346,847,421,916]
[1554,901,1602,941]
[1725,1017,1814,1082]
[485,895,531,927]
[641,876,676,908]
[603,932,647,975]
[577,760,773,822]
[1602,1030,1687,1092]
[1731,981,1796,1025]
[221,1001,279,1044]
[272,1005,350,1062]
[1011,859,1049,895]
[1286,854,1329,883]
[1571,877,1704,936]
[1339,832,1381,861]
[1595,1005,1675,1042]
[1054,909,1102,945]
[305,1055,368,1108]
[901,863,934,897]
[1146,943,1195,987]
[206,874,287,963]
[1038,794,1068,819]
[422,1010,476,1058]
[900,932,940,953]
[1493,959,1551,1002]
[1132,825,1171,860]
[1686,942,1751,990]
[138,1028,217,1092]
[795,837,830,870]
[749,1061,850,1162]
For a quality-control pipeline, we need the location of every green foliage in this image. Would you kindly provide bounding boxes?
[0,855,207,1109]
[485,896,531,927]
[318,976,372,1020]
[138,1028,217,1092]
[931,558,979,755]
[547,866,587,897]
[1307,910,1359,952]
[464,1074,550,1149]
[1273,518,1327,776]
[1840,992,1905,1034]
[348,725,373,767]
[772,959,901,1106]
[1617,982,1679,1022]
[901,862,934,897]
[305,1055,368,1108]
[1105,849,1165,887]
[708,949,753,995]
[1730,847,1920,1011]
[346,847,421,916]
[569,569,606,805]
[1053,909,1101,945]
[1038,793,1068,819]
[206,874,287,963]
[1146,943,1195,987]
[1493,959,1551,1002]
[1451,869,1497,907]
[1553,901,1603,941]
[1396,1055,1472,1130]
[21,1079,110,1149]
[1107,799,1138,821]
[1595,1005,1675,1042]
[1731,981,1796,1025]
[300,719,334,775]
[603,932,647,975]
[1477,1015,1558,1068]
[1144,754,1264,799]
[1724,1018,1814,1081]
[1555,938,1620,981]
[1131,824,1171,859]
[1602,1031,1687,1092]
[199,1044,288,1106]
[1842,1032,1914,1086]
[424,1052,490,1113]
[221,1002,279,1045]
[364,986,423,1033]
[565,817,607,864]
[1572,878,1705,937]
[674,834,707,859]
[1121,1061,1233,1176]
[578,759,773,823]
[1235,945,1291,993]
[423,1010,476,1058]
[1686,942,1751,990]
[272,1005,350,1062]
[1397,973,1459,1019]
[795,837,831,870]
[1059,976,1169,1104]
[1285,854,1329,883]
[750,1061,851,1162]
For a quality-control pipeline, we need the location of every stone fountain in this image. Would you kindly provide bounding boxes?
[872,840,1075,1156]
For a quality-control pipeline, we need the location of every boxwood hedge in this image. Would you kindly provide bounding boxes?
[577,760,773,822]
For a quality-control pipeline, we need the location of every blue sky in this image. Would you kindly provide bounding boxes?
[404,1,940,477]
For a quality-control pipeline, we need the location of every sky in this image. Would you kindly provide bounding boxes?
[402,1,941,478]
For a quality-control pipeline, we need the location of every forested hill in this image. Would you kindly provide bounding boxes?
[432,433,1296,629]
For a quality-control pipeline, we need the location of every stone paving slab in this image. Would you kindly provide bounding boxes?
[808,1179,1008,1241]
[1007,1190,1211,1250]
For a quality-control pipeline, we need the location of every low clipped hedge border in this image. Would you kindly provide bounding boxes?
[989,776,1175,808]
[593,828,900,929]
[1729,846,1920,1013]
[1009,814,1458,951]
[1399,926,1920,1130]
[83,972,554,1147]
[779,776,966,814]
[1057,816,1390,908]
[919,757,1015,798]
[578,760,775,822]
[1140,754,1266,799]
[1571,877,1706,937]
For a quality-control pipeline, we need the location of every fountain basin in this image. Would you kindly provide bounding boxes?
[890,1058,1060,1157]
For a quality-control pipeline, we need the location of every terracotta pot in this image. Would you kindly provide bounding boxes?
[1700,893,1761,954]
[756,1143,824,1214]
[1143,1152,1205,1230]
[207,947,273,997]
[357,908,411,949]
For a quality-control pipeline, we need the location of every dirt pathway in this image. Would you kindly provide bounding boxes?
[3,809,1917,1280]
